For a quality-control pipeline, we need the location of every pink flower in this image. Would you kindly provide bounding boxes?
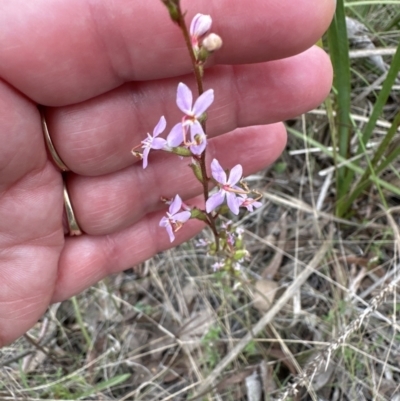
[206,159,244,215]
[166,83,213,155]
[167,121,207,155]
[141,116,167,168]
[159,195,191,242]
[176,82,214,120]
[238,195,263,212]
[211,261,224,271]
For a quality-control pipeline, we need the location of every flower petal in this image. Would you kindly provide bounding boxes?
[159,216,169,227]
[151,137,167,150]
[226,192,240,215]
[142,147,150,169]
[249,201,263,211]
[206,190,225,213]
[169,194,183,215]
[165,223,175,242]
[192,89,214,117]
[189,122,207,155]
[167,123,184,147]
[241,199,262,212]
[176,83,193,115]
[173,211,191,223]
[153,116,166,137]
[159,216,175,242]
[211,261,224,271]
[227,164,243,186]
[210,159,226,184]
[190,13,212,37]
[190,141,206,155]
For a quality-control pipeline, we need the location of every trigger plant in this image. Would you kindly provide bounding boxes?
[132,1,262,273]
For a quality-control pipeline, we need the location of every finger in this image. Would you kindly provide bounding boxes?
[0,80,64,346]
[66,123,286,235]
[0,0,335,105]
[47,46,332,176]
[52,195,206,302]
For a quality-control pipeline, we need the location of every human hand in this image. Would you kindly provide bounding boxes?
[0,0,335,346]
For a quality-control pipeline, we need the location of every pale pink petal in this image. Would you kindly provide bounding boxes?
[190,140,206,155]
[227,192,240,215]
[211,261,224,271]
[191,120,204,136]
[153,116,166,137]
[206,190,225,213]
[249,201,263,211]
[189,122,207,155]
[176,83,193,115]
[210,159,227,184]
[173,211,191,223]
[241,199,262,212]
[167,123,184,147]
[159,216,175,242]
[190,13,212,37]
[159,216,169,228]
[151,137,167,150]
[192,89,214,117]
[227,164,243,186]
[142,147,150,169]
[165,223,175,242]
[169,195,183,215]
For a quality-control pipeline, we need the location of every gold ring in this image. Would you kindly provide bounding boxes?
[63,181,83,236]
[41,110,70,172]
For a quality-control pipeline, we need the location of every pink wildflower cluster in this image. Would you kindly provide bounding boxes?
[132,12,262,247]
[138,81,213,168]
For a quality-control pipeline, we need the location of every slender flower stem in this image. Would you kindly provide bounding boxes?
[174,4,219,247]
[175,6,204,95]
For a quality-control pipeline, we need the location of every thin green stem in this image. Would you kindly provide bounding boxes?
[337,40,400,216]
[338,112,400,212]
[71,296,92,349]
[175,6,204,95]
[327,0,352,208]
[174,3,219,247]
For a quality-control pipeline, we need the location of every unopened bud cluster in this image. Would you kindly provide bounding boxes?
[190,13,223,64]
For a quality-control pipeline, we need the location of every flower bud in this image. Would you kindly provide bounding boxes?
[233,249,249,261]
[209,242,217,255]
[202,33,223,52]
[197,33,223,63]
[190,207,208,222]
[160,0,180,23]
[170,146,192,157]
[235,237,243,249]
[189,159,204,183]
[190,14,212,38]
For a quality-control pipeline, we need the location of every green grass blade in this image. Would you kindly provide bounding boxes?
[287,126,400,198]
[345,1,400,6]
[327,0,352,204]
[338,41,400,215]
[356,42,400,154]
[78,374,131,399]
[71,296,92,349]
[383,9,400,30]
[339,112,400,211]
[369,112,400,169]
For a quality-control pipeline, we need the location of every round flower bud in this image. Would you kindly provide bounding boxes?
[202,33,223,52]
[190,14,212,38]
